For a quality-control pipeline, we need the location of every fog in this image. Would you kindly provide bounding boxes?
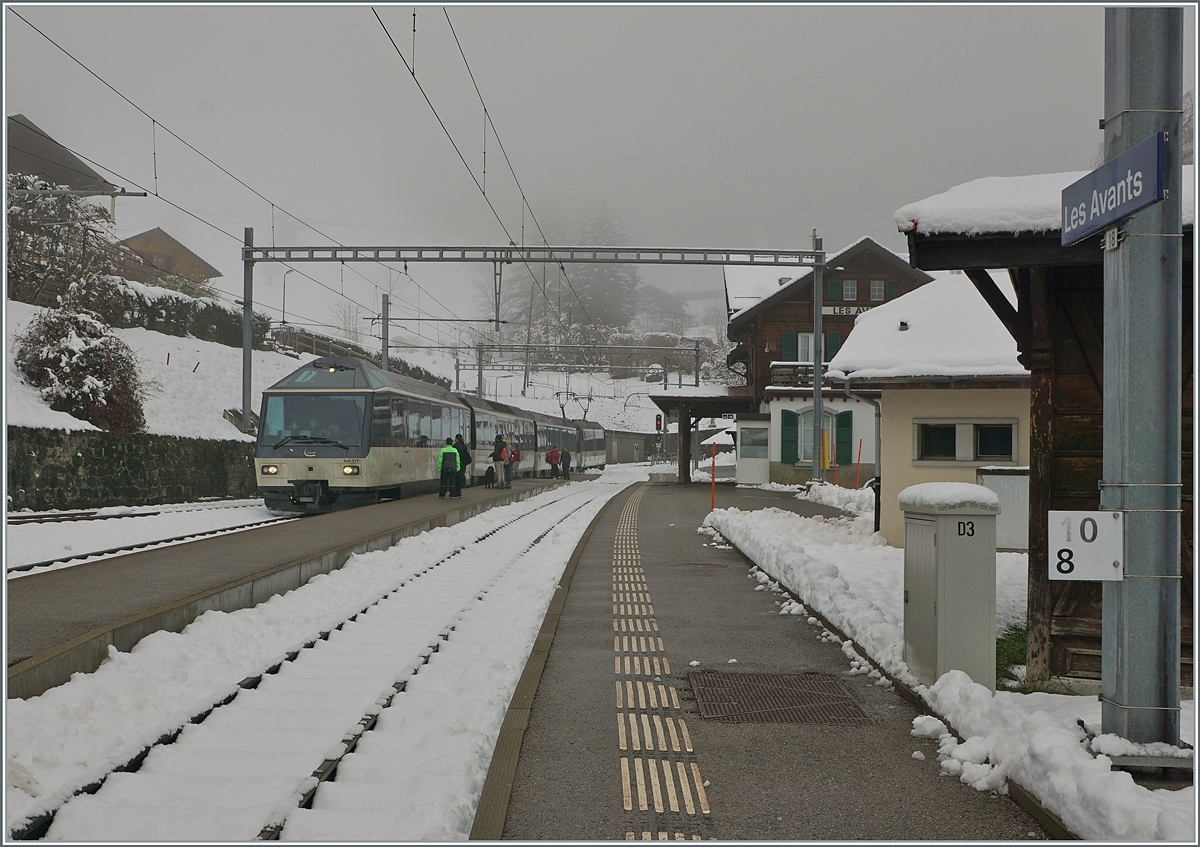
[5,4,1194,342]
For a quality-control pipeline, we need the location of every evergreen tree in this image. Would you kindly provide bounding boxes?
[571,201,640,329]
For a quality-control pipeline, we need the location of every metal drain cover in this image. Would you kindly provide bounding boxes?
[689,671,874,726]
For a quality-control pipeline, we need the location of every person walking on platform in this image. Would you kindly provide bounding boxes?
[453,434,471,497]
[438,437,460,498]
[503,440,515,488]
[490,434,507,488]
[546,446,561,478]
[561,447,572,481]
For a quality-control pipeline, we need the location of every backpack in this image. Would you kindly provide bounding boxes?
[500,447,509,461]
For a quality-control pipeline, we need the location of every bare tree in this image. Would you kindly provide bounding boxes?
[331,301,365,346]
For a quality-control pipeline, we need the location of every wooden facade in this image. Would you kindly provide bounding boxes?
[726,238,932,406]
[907,231,1193,684]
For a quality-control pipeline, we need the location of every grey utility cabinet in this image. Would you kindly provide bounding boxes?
[900,483,1000,692]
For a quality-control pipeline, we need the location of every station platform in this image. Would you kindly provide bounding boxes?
[479,480,1048,840]
[6,477,563,699]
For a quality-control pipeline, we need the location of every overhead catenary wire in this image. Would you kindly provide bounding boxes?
[7,7,482,345]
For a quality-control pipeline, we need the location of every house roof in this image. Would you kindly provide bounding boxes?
[826,271,1027,383]
[725,237,932,332]
[119,228,223,281]
[6,114,119,192]
[894,166,1195,236]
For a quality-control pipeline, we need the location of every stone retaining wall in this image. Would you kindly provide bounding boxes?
[6,426,257,511]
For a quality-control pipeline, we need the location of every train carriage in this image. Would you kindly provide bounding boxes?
[256,357,470,512]
[575,420,607,471]
[454,395,537,484]
[527,409,580,477]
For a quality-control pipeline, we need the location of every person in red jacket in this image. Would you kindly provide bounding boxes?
[546,446,561,478]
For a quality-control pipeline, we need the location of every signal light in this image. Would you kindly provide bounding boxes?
[655,414,663,432]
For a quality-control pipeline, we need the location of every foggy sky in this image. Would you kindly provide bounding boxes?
[5,4,1195,342]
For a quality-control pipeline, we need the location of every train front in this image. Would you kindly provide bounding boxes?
[255,359,376,513]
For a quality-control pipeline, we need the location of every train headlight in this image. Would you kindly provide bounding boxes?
[341,465,360,476]
[261,464,279,476]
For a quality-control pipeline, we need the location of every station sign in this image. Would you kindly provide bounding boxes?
[822,305,873,316]
[1047,510,1124,581]
[1061,132,1165,246]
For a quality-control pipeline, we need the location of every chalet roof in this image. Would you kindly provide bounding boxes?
[826,271,1027,383]
[6,114,119,192]
[726,237,931,331]
[119,227,223,281]
[636,283,689,313]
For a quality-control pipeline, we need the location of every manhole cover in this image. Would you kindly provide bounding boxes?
[689,671,874,726]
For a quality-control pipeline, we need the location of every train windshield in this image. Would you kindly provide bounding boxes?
[261,393,368,448]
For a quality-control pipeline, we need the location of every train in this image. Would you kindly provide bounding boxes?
[255,356,611,513]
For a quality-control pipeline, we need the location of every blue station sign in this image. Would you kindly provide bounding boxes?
[1061,132,1165,246]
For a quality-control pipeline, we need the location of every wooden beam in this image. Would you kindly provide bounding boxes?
[963,268,1026,353]
[1060,290,1104,397]
[1026,268,1054,682]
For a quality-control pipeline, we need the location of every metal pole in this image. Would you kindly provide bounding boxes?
[381,293,389,373]
[845,381,882,533]
[811,230,824,482]
[281,269,292,326]
[694,339,700,387]
[476,344,485,399]
[493,262,503,332]
[455,358,460,392]
[241,227,254,434]
[1100,7,1182,745]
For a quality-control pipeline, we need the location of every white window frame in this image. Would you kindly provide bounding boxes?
[842,279,857,301]
[870,280,885,301]
[797,332,814,363]
[912,418,1018,466]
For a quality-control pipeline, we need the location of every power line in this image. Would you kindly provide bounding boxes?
[7,7,481,344]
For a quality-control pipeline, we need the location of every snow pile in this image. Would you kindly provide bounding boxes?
[799,481,876,516]
[704,504,1194,841]
[894,165,1195,236]
[897,482,1000,512]
[827,274,1026,382]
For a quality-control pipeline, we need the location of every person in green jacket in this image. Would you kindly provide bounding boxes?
[438,437,460,498]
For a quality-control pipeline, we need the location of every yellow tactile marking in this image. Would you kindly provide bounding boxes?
[667,717,681,752]
[647,682,658,709]
[616,681,624,709]
[635,758,648,811]
[626,680,635,707]
[648,756,664,812]
[618,714,628,750]
[621,758,632,811]
[676,762,695,815]
[628,713,641,751]
[670,687,680,709]
[679,719,693,753]
[690,764,710,815]
[641,713,653,748]
[637,681,647,710]
[653,715,667,751]
[662,759,679,812]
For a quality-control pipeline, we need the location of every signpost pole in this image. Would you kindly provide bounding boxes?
[811,230,824,483]
[241,227,254,434]
[1099,7,1182,745]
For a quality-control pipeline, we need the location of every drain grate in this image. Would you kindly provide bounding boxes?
[689,671,874,726]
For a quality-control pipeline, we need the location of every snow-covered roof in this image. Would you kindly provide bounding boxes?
[895,166,1195,236]
[826,271,1026,382]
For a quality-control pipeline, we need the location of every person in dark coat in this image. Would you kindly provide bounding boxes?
[561,447,572,481]
[490,434,508,488]
[453,434,471,498]
[438,437,460,498]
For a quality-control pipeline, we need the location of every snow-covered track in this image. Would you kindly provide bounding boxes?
[14,488,599,842]
[6,510,139,525]
[6,516,298,575]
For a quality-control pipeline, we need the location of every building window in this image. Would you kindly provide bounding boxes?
[976,425,1014,460]
[918,424,957,459]
[914,420,1017,464]
[870,280,885,301]
[842,279,857,301]
[739,427,768,459]
[797,332,813,363]
[885,280,901,300]
[826,279,841,301]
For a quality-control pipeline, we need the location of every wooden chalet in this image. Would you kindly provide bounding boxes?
[6,113,118,192]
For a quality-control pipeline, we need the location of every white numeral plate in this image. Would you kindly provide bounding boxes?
[1047,510,1123,581]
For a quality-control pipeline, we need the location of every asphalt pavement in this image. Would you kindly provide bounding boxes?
[499,480,1047,840]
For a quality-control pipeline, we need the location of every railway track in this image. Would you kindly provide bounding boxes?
[6,501,268,526]
[6,516,298,575]
[11,487,602,841]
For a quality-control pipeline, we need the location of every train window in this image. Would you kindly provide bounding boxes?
[372,395,392,446]
[419,402,432,448]
[406,403,420,448]
[261,393,368,447]
[431,404,443,443]
[276,364,368,389]
[390,396,406,442]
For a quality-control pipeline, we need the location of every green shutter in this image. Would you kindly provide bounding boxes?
[782,331,798,362]
[826,279,841,301]
[825,331,842,358]
[885,280,901,300]
[836,411,853,465]
[781,410,799,464]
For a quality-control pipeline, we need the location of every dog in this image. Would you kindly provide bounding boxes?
[484,466,495,489]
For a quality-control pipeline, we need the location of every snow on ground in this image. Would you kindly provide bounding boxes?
[5,466,648,838]
[6,500,287,575]
[701,485,1194,842]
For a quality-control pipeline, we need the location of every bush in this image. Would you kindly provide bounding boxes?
[14,308,148,435]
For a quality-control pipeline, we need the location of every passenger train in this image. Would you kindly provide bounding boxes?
[255,357,608,513]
